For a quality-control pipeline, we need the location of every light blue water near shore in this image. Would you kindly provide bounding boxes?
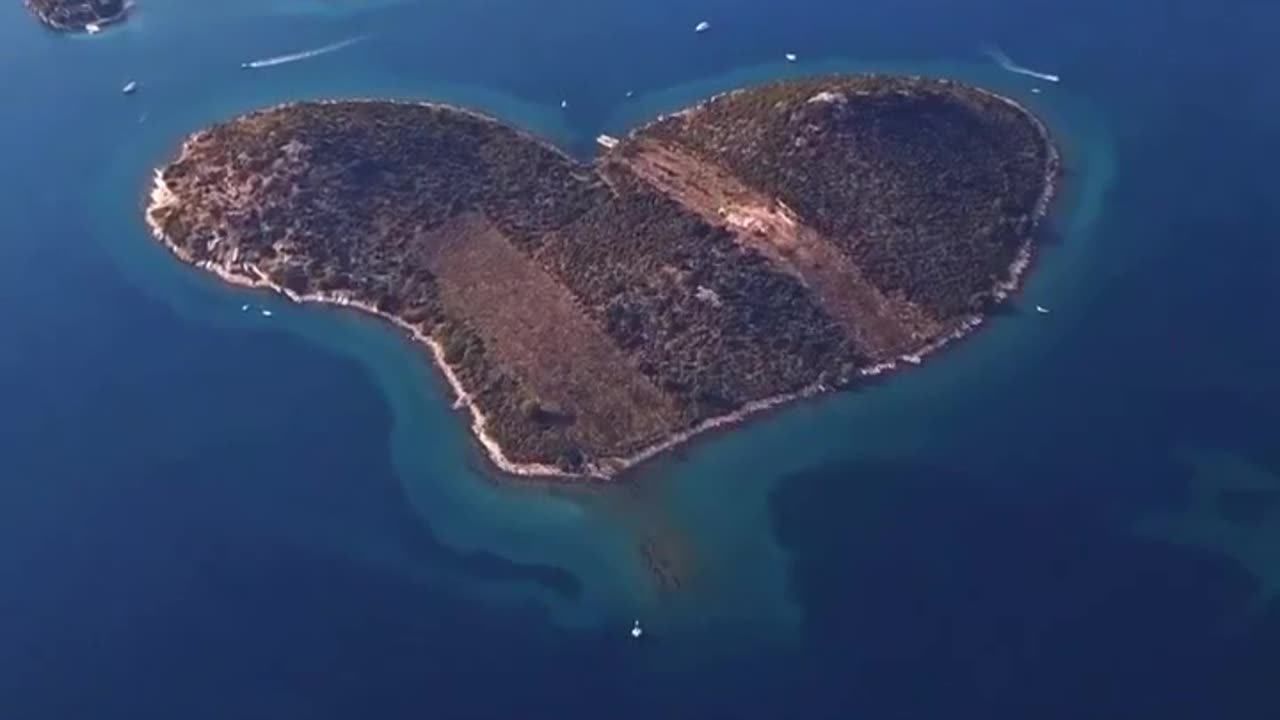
[2,0,1279,717]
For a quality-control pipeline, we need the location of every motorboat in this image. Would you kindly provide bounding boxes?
[86,23,101,34]
[1035,305,1051,314]
[785,53,797,62]
[630,620,644,639]
[121,80,138,95]
[694,20,711,33]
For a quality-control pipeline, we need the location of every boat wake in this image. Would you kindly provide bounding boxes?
[242,34,369,69]
[982,46,1060,83]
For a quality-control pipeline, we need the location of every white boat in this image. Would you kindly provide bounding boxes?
[261,309,273,317]
[121,80,138,95]
[625,90,634,98]
[596,134,620,150]
[240,304,250,312]
[630,620,644,639]
[1035,305,1051,314]
[85,23,101,34]
[1031,87,1042,94]
[560,99,569,109]
[694,20,711,33]
[785,53,798,62]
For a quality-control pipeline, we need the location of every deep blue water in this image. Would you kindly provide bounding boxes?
[2,0,1278,717]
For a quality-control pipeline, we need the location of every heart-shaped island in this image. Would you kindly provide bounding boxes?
[147,75,1059,479]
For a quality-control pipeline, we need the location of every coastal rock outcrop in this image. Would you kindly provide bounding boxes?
[24,0,129,31]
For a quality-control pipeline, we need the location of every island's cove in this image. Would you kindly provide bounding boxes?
[95,53,1113,633]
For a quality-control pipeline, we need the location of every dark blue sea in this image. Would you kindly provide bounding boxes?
[2,0,1278,717]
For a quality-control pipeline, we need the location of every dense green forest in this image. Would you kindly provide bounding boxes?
[643,75,1054,318]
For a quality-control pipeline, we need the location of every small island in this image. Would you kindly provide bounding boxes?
[147,75,1059,479]
[24,0,129,32]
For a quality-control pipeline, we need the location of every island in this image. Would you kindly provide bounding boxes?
[146,75,1059,480]
[24,0,129,31]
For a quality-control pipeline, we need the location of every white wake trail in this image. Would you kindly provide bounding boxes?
[982,46,1061,83]
[243,35,370,69]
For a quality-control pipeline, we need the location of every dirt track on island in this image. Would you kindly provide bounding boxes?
[414,214,683,455]
[615,139,941,359]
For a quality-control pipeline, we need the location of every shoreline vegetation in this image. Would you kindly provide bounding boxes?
[24,0,131,32]
[146,76,1060,482]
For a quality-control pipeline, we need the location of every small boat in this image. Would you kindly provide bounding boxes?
[1035,305,1051,314]
[240,304,250,312]
[560,99,569,109]
[630,620,644,639]
[785,53,798,62]
[261,309,273,317]
[625,90,634,98]
[694,20,711,33]
[121,80,138,95]
[85,23,101,34]
[596,134,620,150]
[1031,87,1042,94]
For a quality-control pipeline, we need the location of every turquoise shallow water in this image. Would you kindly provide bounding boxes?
[2,0,1278,717]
